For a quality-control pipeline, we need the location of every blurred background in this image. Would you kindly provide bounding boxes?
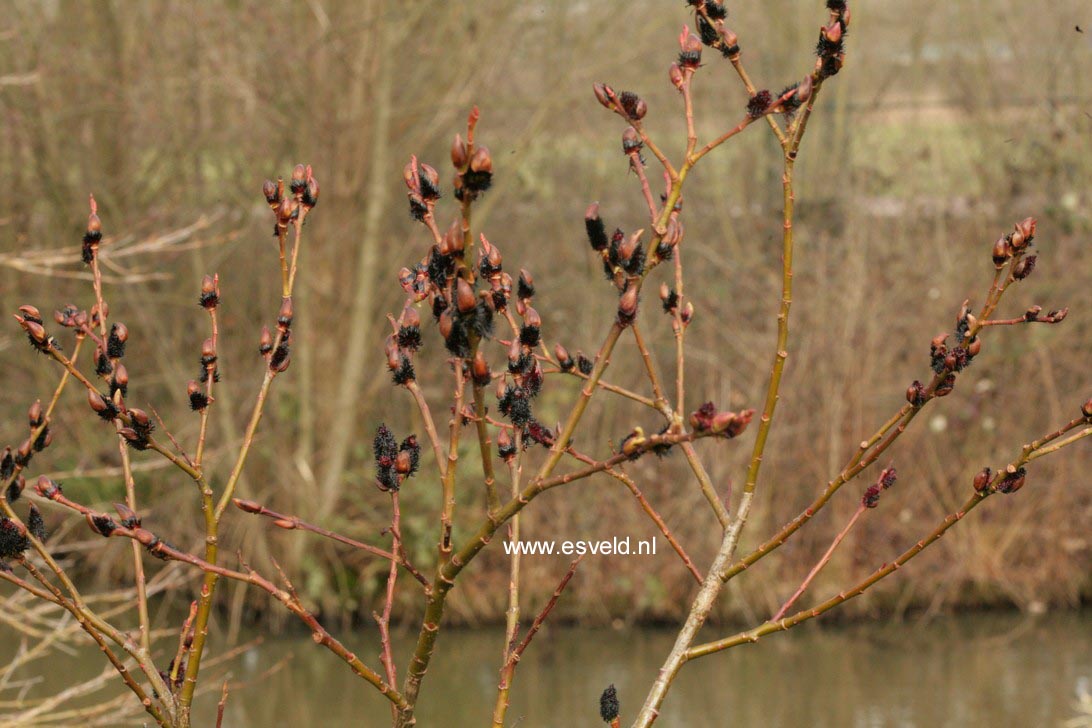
[1,0,1089,640]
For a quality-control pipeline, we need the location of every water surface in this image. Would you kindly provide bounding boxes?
[202,612,1090,727]
[7,612,1089,726]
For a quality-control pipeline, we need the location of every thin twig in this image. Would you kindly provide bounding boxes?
[491,557,582,727]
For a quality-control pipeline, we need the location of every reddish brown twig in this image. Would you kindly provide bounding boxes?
[231,498,428,589]
[375,491,402,723]
[54,515,410,711]
[606,467,703,584]
[492,557,582,727]
[215,681,229,728]
[771,502,865,622]
[689,415,1088,660]
[16,558,169,727]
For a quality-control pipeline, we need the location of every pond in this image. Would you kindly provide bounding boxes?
[196,611,1090,727]
[7,611,1090,726]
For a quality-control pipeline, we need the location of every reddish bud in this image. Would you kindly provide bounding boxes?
[456,277,477,314]
[438,308,455,340]
[797,74,814,104]
[471,350,491,386]
[679,29,703,67]
[720,27,739,54]
[996,466,1027,494]
[726,409,755,438]
[91,302,109,325]
[669,62,685,91]
[451,133,468,168]
[258,326,274,355]
[131,408,151,428]
[22,319,47,344]
[262,180,279,205]
[992,236,1012,267]
[305,174,319,207]
[469,146,493,174]
[710,411,737,435]
[593,82,613,109]
[385,336,401,372]
[497,428,514,460]
[522,306,541,329]
[689,403,716,432]
[935,373,956,397]
[187,380,210,410]
[200,274,220,308]
[862,483,883,508]
[113,502,140,527]
[35,475,61,499]
[479,234,503,273]
[680,301,694,324]
[401,303,421,329]
[973,467,992,493]
[554,344,573,371]
[233,498,262,514]
[86,212,102,236]
[585,202,601,224]
[291,163,306,182]
[662,218,683,249]
[617,284,639,325]
[393,449,413,475]
[419,163,439,194]
[617,230,641,262]
[402,159,420,191]
[518,268,535,299]
[822,21,843,45]
[112,363,129,392]
[278,298,294,329]
[87,389,110,415]
[1013,255,1036,280]
[117,427,142,446]
[27,400,43,428]
[1014,217,1036,244]
[441,218,462,257]
[270,349,291,373]
[276,197,294,226]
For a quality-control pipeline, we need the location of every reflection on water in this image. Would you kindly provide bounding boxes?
[8,612,1089,726]
[194,612,1089,727]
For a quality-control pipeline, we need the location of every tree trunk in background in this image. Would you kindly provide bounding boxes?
[315,10,394,518]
